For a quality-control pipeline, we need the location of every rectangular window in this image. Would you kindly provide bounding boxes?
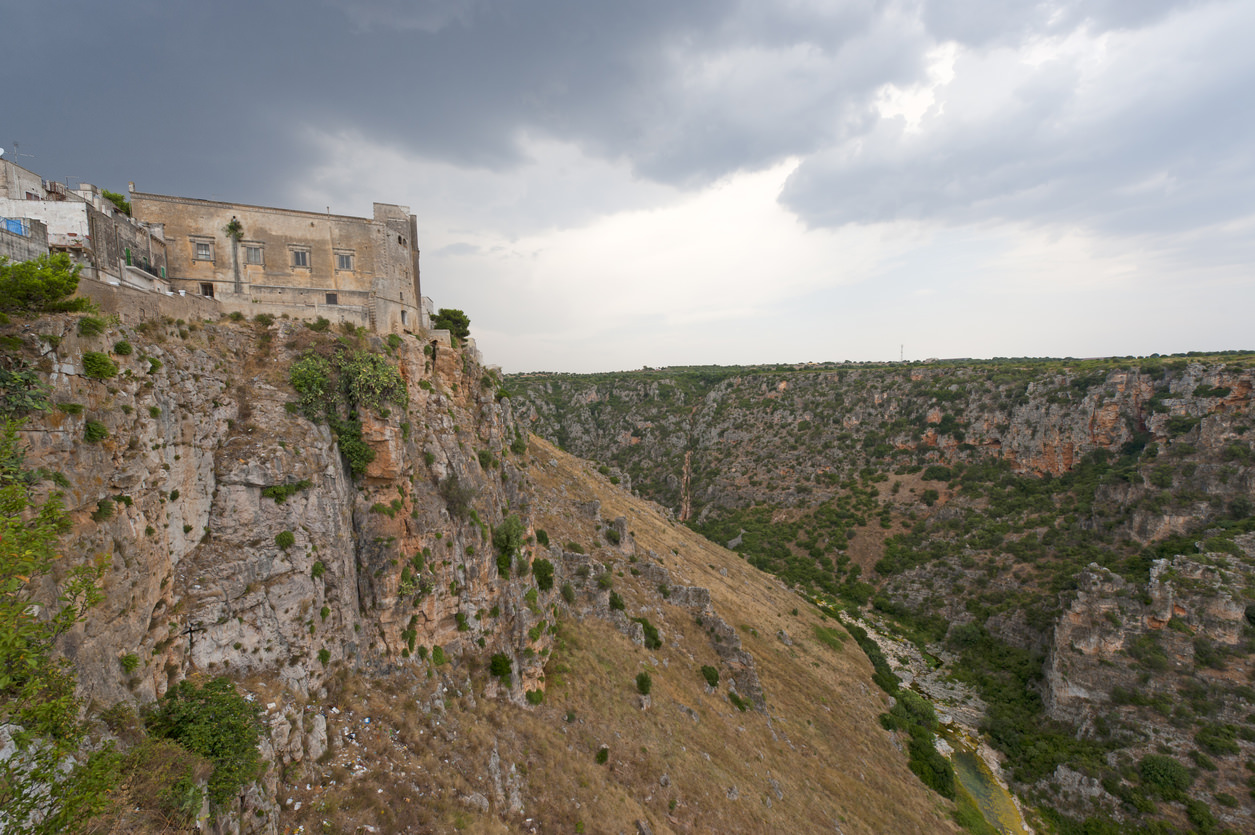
[292,249,309,268]
[193,241,214,261]
[336,252,354,271]
[325,293,338,306]
[200,283,214,298]
[245,245,263,265]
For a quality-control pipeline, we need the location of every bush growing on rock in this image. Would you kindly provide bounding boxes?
[492,514,525,579]
[533,558,555,591]
[145,676,264,808]
[439,474,477,518]
[432,308,470,340]
[275,530,295,550]
[84,419,109,443]
[633,617,662,649]
[700,665,719,687]
[636,672,652,695]
[82,352,118,380]
[1138,754,1193,801]
[77,316,107,337]
[490,653,512,686]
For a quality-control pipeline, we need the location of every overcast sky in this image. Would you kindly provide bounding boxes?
[4,0,1253,372]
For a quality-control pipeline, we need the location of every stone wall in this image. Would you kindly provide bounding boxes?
[0,217,47,263]
[0,159,44,199]
[75,275,219,324]
[131,190,422,332]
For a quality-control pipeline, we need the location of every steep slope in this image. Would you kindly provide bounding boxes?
[2,313,964,834]
[510,357,1255,833]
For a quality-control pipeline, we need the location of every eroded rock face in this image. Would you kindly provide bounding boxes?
[513,362,1255,520]
[1044,545,1253,726]
[20,316,552,713]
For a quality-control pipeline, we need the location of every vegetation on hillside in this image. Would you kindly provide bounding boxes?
[513,355,1255,834]
[289,340,408,477]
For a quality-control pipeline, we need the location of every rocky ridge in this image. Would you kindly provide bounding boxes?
[511,357,1255,831]
[2,313,966,834]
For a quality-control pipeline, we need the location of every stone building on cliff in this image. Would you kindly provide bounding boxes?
[0,158,169,289]
[129,186,428,334]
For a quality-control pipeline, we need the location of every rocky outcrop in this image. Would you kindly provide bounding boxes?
[1045,546,1253,727]
[9,314,559,832]
[512,362,1255,520]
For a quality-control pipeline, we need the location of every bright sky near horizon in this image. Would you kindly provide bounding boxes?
[4,1,1253,372]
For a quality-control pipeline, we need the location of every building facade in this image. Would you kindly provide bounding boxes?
[0,159,169,288]
[130,188,426,334]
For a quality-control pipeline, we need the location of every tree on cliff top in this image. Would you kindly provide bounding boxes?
[432,308,470,340]
[0,254,95,314]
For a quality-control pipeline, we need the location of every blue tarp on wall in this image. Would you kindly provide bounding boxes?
[0,217,28,236]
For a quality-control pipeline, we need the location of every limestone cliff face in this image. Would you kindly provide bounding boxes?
[514,359,1255,828]
[1044,543,1252,727]
[15,315,549,714]
[513,362,1254,523]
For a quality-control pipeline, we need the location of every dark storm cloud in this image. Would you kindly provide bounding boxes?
[779,1,1255,238]
[3,0,1249,244]
[919,0,1208,47]
[4,1,922,197]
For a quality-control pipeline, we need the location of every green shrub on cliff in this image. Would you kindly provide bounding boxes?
[290,353,333,421]
[339,350,408,413]
[82,352,118,380]
[533,558,555,591]
[0,421,116,830]
[145,676,264,808]
[0,253,95,313]
[493,514,525,566]
[432,308,470,340]
[1137,754,1192,801]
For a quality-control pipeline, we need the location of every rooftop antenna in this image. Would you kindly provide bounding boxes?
[900,344,904,362]
[9,141,35,160]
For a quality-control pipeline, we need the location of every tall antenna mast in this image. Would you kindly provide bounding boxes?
[900,344,904,362]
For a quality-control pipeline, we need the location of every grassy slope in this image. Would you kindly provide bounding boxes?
[519,436,960,834]
[274,436,961,833]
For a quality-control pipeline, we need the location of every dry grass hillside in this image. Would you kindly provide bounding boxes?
[273,436,960,834]
[513,436,959,834]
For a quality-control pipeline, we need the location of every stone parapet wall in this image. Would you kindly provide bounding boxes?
[75,275,219,324]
